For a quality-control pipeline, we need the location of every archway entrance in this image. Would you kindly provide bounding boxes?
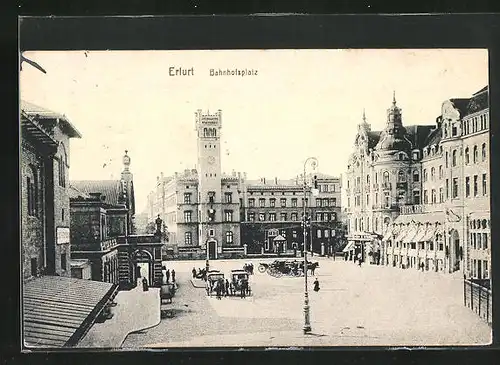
[449,229,461,273]
[132,249,154,287]
[207,239,217,260]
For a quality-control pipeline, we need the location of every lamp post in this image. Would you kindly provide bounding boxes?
[302,157,318,334]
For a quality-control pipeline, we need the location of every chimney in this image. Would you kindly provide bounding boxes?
[232,170,236,177]
[156,176,159,181]
[244,172,247,179]
[160,172,164,179]
[263,177,266,184]
[275,177,278,184]
[175,172,178,177]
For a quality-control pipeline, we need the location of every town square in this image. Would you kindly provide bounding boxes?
[19,49,491,348]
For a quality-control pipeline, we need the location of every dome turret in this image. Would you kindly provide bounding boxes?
[375,92,412,152]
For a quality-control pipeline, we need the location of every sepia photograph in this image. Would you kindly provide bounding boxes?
[19,48,491,349]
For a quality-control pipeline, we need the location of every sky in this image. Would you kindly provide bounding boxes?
[19,49,488,213]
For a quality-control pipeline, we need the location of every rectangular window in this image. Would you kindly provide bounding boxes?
[291,213,298,221]
[248,212,255,221]
[58,158,66,187]
[280,198,286,207]
[269,198,276,207]
[429,242,434,251]
[224,210,233,222]
[316,198,322,207]
[331,198,337,206]
[317,229,322,238]
[184,193,191,204]
[226,231,233,244]
[259,199,266,208]
[184,211,192,222]
[473,175,478,196]
[483,233,488,249]
[482,174,487,195]
[316,213,322,221]
[185,232,192,245]
[452,178,458,198]
[465,177,470,197]
[423,190,428,204]
[259,213,265,221]
[292,198,298,207]
[280,213,287,221]
[446,179,449,199]
[323,184,328,192]
[61,253,67,271]
[269,213,276,221]
[324,229,329,238]
[423,169,427,182]
[439,165,443,179]
[439,243,444,251]
[209,229,215,237]
[225,192,233,203]
[439,188,444,203]
[249,198,255,207]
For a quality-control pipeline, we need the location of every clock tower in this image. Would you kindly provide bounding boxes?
[195,109,223,255]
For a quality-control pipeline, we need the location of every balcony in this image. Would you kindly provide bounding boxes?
[117,234,162,245]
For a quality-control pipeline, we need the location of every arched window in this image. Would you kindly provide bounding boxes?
[212,128,217,137]
[58,143,67,187]
[355,218,358,231]
[184,232,192,245]
[473,145,478,163]
[366,175,370,184]
[398,171,405,182]
[482,143,487,161]
[445,152,449,168]
[430,167,435,180]
[413,170,420,182]
[226,231,233,244]
[383,171,390,183]
[465,147,470,164]
[203,128,208,137]
[452,150,457,167]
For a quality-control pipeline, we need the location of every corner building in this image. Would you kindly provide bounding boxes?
[146,110,342,259]
[345,87,490,278]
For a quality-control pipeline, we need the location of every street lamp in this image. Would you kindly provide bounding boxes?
[302,157,318,334]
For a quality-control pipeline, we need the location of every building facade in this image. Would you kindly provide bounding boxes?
[21,101,119,348]
[145,109,342,259]
[345,87,490,278]
[70,152,164,289]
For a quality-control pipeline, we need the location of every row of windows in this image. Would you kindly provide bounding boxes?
[470,232,489,250]
[247,211,337,222]
[387,240,444,251]
[184,230,233,245]
[348,143,488,188]
[248,197,337,208]
[471,259,489,280]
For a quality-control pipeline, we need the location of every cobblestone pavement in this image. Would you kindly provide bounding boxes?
[122,257,491,348]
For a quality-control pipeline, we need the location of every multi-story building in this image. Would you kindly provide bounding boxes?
[345,87,490,278]
[70,151,164,289]
[21,101,118,348]
[146,109,342,259]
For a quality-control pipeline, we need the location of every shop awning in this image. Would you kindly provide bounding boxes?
[23,276,118,348]
[394,226,408,242]
[402,225,420,244]
[411,225,428,242]
[342,241,355,252]
[421,226,438,242]
[382,226,399,241]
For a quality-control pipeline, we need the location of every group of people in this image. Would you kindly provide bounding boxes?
[209,277,249,299]
[162,266,176,284]
[192,267,207,281]
[243,262,254,275]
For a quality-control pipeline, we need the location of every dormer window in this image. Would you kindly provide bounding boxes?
[412,151,419,160]
[452,123,458,137]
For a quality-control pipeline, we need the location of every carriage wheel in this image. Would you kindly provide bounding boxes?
[258,264,267,273]
[274,271,283,278]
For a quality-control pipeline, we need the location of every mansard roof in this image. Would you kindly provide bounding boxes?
[366,131,382,149]
[423,126,442,148]
[405,125,436,149]
[448,86,488,118]
[70,180,124,206]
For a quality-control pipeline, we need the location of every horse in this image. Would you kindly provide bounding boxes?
[307,262,320,276]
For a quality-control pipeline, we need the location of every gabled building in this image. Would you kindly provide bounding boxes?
[21,101,118,348]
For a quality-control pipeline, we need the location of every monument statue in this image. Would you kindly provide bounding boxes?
[155,214,163,235]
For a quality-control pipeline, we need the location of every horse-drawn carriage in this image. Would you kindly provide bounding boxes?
[258,260,319,277]
[160,282,176,318]
[205,270,225,296]
[229,269,251,297]
[243,262,254,275]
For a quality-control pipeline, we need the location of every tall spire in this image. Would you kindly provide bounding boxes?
[393,90,396,106]
[362,108,366,123]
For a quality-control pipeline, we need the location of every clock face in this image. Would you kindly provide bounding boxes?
[207,156,216,165]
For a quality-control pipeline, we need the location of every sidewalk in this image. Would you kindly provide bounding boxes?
[78,285,161,348]
[190,278,206,288]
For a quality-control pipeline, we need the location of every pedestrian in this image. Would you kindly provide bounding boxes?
[171,269,176,283]
[165,269,170,283]
[225,279,230,296]
[313,278,320,292]
[142,277,149,292]
[357,253,362,267]
[192,267,197,278]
